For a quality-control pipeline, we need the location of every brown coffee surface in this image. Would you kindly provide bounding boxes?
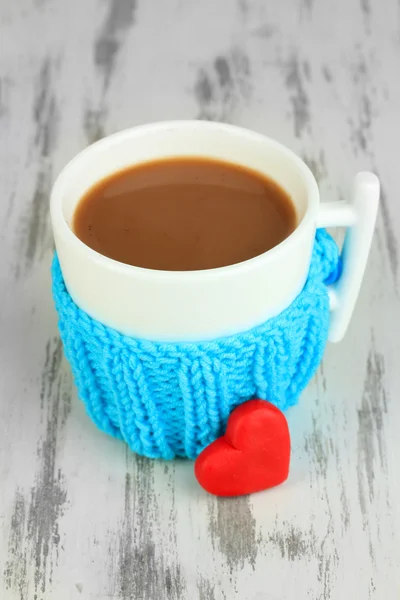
[73,157,296,271]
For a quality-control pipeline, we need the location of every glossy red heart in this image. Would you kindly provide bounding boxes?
[194,399,290,496]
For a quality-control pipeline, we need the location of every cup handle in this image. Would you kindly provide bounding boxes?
[316,171,380,343]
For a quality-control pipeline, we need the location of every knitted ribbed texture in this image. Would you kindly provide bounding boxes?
[52,229,340,459]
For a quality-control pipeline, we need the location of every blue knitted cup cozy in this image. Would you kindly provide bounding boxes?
[52,229,340,460]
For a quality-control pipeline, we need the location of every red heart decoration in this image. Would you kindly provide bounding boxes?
[194,399,290,496]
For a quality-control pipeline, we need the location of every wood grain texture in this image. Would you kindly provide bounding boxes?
[0,0,399,598]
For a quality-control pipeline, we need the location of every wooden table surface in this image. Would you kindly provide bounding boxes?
[1,0,399,598]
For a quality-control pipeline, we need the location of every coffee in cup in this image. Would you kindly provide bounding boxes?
[72,157,297,272]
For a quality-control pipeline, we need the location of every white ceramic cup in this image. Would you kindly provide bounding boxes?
[50,121,379,343]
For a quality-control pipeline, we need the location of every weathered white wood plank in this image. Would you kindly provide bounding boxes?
[0,0,399,598]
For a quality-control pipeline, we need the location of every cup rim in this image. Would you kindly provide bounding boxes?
[50,120,320,281]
